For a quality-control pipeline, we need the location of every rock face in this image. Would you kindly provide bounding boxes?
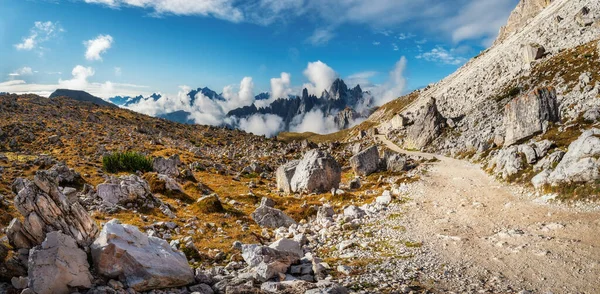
[503,87,560,146]
[91,219,194,291]
[153,154,181,177]
[276,160,300,193]
[280,149,341,194]
[251,205,297,228]
[96,175,153,205]
[349,146,380,176]
[546,129,600,184]
[28,231,93,294]
[334,107,359,130]
[405,98,446,150]
[496,0,553,44]
[8,168,98,249]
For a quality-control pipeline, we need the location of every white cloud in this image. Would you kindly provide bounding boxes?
[345,71,377,89]
[302,61,338,96]
[372,42,381,46]
[306,28,334,46]
[84,0,243,22]
[238,114,284,137]
[8,67,34,77]
[270,72,292,100]
[368,57,408,107]
[443,0,516,44]
[84,35,114,61]
[416,46,467,65]
[397,33,415,40]
[290,109,338,135]
[15,21,63,52]
[392,43,399,51]
[114,67,122,76]
[222,76,255,111]
[58,65,95,90]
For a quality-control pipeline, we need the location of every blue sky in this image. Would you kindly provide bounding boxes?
[0,0,519,99]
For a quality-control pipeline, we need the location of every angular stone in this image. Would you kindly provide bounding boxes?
[504,87,560,146]
[269,238,303,258]
[91,219,194,291]
[251,205,296,228]
[96,175,153,205]
[547,129,600,184]
[276,160,299,193]
[28,231,92,294]
[153,154,181,177]
[522,44,545,63]
[241,244,300,281]
[289,149,341,194]
[349,146,379,176]
[405,98,446,150]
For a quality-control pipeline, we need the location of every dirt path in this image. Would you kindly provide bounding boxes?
[375,135,600,293]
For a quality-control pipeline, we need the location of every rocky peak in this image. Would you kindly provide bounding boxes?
[495,0,554,45]
[328,78,349,100]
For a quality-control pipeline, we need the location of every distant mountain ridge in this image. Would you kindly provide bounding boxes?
[49,89,115,107]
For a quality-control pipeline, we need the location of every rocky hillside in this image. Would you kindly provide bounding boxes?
[0,93,428,293]
[363,0,600,199]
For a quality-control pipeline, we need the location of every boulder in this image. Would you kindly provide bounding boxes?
[276,160,300,193]
[547,129,600,184]
[96,175,153,205]
[349,146,380,176]
[575,6,594,27]
[384,152,408,172]
[91,219,194,291]
[241,244,300,281]
[343,205,366,220]
[0,242,27,282]
[490,146,524,179]
[522,44,545,63]
[289,150,341,194]
[153,154,181,177]
[269,238,303,258]
[27,231,92,294]
[9,168,98,249]
[534,150,565,172]
[518,144,538,164]
[390,114,409,129]
[251,205,297,228]
[503,87,559,146]
[404,98,446,150]
[583,107,600,122]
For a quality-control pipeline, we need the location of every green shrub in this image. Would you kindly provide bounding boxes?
[102,151,153,173]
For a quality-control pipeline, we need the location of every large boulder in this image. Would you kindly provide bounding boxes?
[522,44,546,63]
[503,87,559,146]
[241,244,300,281]
[276,160,300,193]
[251,205,297,228]
[91,219,194,291]
[8,168,98,249]
[349,146,380,176]
[490,146,524,180]
[547,129,600,184]
[153,154,181,177]
[289,149,341,194]
[96,174,153,205]
[404,98,446,150]
[27,231,93,294]
[383,151,408,172]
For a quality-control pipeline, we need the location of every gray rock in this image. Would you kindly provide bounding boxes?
[251,205,296,228]
[504,87,560,146]
[490,146,524,179]
[533,140,555,158]
[9,168,98,249]
[575,6,594,27]
[269,238,303,258]
[583,107,600,122]
[534,150,565,172]
[11,276,28,289]
[189,283,214,294]
[547,129,600,184]
[260,197,276,208]
[96,175,152,205]
[349,178,361,189]
[518,144,538,164]
[276,160,299,193]
[343,205,366,220]
[153,154,181,177]
[384,152,408,172]
[91,219,194,291]
[405,98,446,150]
[289,149,341,194]
[522,43,545,63]
[241,244,300,281]
[28,231,92,294]
[349,146,380,176]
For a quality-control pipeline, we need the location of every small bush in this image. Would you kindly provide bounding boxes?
[102,151,153,173]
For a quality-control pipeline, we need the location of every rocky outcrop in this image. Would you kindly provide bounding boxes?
[496,0,553,45]
[542,129,600,185]
[276,160,300,193]
[334,107,359,130]
[251,205,297,228]
[153,154,181,177]
[349,146,380,176]
[522,43,546,63]
[96,174,153,205]
[27,231,93,294]
[91,219,194,291]
[503,87,559,146]
[278,149,341,194]
[490,146,524,180]
[404,98,446,150]
[8,167,98,249]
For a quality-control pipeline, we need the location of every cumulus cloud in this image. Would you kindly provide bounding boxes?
[84,35,114,61]
[238,114,284,137]
[302,61,338,96]
[416,47,467,65]
[58,65,95,90]
[369,57,408,107]
[290,109,338,135]
[222,76,255,111]
[15,21,63,52]
[270,72,292,100]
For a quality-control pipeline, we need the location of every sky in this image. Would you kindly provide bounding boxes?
[0,0,520,100]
